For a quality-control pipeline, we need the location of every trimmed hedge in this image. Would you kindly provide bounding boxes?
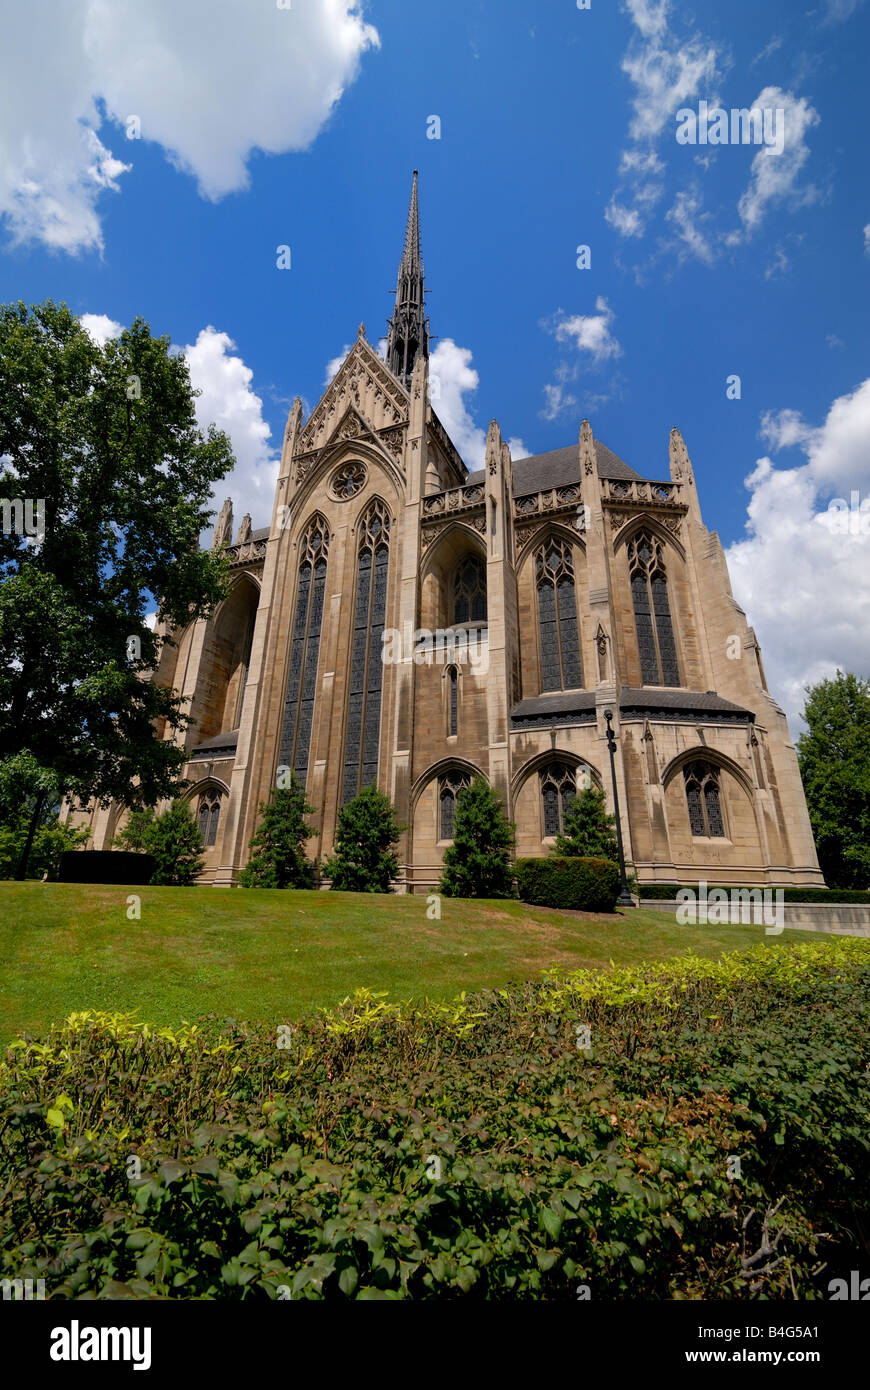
[516,855,620,913]
[639,883,869,904]
[57,850,156,885]
[1,939,869,1300]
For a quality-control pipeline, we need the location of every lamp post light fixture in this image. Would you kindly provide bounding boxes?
[603,707,635,909]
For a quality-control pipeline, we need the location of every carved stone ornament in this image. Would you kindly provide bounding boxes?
[330,460,367,500]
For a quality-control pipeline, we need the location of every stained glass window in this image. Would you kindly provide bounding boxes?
[683,762,726,838]
[453,554,487,624]
[448,666,459,736]
[279,517,330,782]
[197,792,222,848]
[628,532,680,687]
[536,540,583,691]
[539,762,580,837]
[342,501,391,802]
[438,769,471,840]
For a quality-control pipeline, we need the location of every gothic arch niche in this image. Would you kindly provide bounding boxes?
[409,757,485,890]
[516,526,587,698]
[419,526,487,633]
[193,574,260,745]
[512,751,601,855]
[341,498,392,802]
[182,778,230,866]
[661,748,763,870]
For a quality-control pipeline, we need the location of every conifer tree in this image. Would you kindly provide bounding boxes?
[797,670,870,888]
[554,782,620,862]
[239,778,315,888]
[439,776,515,899]
[145,800,204,886]
[322,784,402,893]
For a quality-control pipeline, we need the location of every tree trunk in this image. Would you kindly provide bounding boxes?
[15,791,46,881]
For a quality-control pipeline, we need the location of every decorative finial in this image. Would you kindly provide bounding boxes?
[358,322,366,338]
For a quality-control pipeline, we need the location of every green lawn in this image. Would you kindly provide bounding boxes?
[0,882,822,1042]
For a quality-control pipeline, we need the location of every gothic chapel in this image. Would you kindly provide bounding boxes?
[70,175,823,890]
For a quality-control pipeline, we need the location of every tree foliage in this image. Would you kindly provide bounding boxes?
[322,785,402,893]
[797,670,870,889]
[144,800,204,886]
[239,778,316,888]
[0,808,89,880]
[553,781,620,862]
[0,299,234,811]
[439,776,515,899]
[112,807,156,853]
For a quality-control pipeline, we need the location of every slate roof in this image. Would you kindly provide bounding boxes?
[190,730,239,758]
[511,687,754,726]
[467,439,644,495]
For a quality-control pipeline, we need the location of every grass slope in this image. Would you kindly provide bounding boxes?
[0,882,821,1041]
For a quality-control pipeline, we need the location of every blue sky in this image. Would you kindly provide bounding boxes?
[1,0,868,724]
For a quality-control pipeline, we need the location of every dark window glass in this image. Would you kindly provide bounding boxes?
[279,517,330,781]
[342,502,391,802]
[438,769,471,840]
[629,532,680,687]
[536,540,583,691]
[448,666,458,736]
[539,762,582,837]
[684,761,726,838]
[453,555,487,624]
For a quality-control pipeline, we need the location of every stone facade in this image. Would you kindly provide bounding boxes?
[66,181,823,891]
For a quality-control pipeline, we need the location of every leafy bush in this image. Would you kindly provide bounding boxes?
[554,782,619,861]
[1,939,868,1301]
[322,785,402,893]
[638,883,870,904]
[0,811,89,880]
[516,855,620,913]
[440,776,515,899]
[112,808,155,853]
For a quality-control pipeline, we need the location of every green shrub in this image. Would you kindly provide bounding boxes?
[144,800,204,886]
[516,855,620,913]
[322,785,402,893]
[440,777,515,899]
[1,939,868,1301]
[553,782,619,861]
[239,778,315,889]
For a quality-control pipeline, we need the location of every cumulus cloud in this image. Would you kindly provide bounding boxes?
[546,299,622,364]
[0,0,379,252]
[429,340,527,468]
[79,312,123,347]
[182,327,278,529]
[725,378,870,730]
[864,223,870,255]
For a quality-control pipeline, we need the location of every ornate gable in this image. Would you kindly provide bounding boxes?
[296,335,408,457]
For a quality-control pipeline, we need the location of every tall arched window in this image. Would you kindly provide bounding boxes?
[197,791,223,848]
[683,761,725,837]
[540,761,582,837]
[342,500,391,803]
[628,532,680,687]
[280,516,330,781]
[453,554,487,624]
[536,539,583,691]
[438,769,471,840]
[447,665,459,736]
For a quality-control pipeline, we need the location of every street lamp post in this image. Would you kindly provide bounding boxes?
[603,707,635,909]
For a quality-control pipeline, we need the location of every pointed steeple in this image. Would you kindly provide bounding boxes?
[386,171,429,388]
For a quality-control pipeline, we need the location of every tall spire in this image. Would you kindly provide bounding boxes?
[386,171,429,388]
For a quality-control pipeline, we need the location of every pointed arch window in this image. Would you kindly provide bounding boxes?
[342,500,391,803]
[453,554,487,624]
[684,761,725,838]
[197,791,223,848]
[280,517,330,782]
[536,539,583,691]
[438,769,471,841]
[539,761,583,838]
[628,532,680,687]
[447,665,459,736]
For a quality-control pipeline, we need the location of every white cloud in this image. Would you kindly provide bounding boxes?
[734,88,820,235]
[822,0,865,23]
[665,188,715,263]
[608,0,719,241]
[0,0,379,252]
[79,312,123,347]
[726,378,870,730]
[181,327,278,531]
[546,299,622,365]
[863,223,870,255]
[429,340,527,469]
